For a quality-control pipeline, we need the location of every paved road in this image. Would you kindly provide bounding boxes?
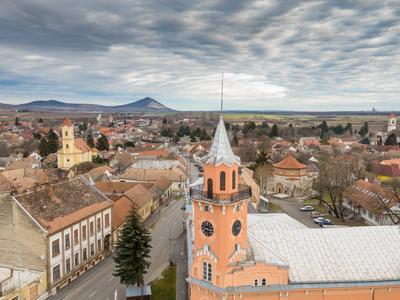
[145,198,185,283]
[269,198,320,228]
[51,197,185,300]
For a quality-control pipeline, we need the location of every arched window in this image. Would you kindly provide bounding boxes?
[202,261,212,281]
[262,278,267,286]
[232,170,236,189]
[254,278,258,286]
[220,171,226,191]
[65,131,68,136]
[207,178,213,199]
[66,144,69,149]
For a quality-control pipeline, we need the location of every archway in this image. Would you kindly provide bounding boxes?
[277,183,283,194]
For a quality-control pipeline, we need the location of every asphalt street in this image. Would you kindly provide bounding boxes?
[50,197,185,300]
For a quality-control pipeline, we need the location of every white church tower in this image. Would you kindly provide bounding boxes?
[388,113,397,132]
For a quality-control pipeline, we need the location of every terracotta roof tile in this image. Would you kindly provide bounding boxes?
[112,196,134,228]
[124,184,153,207]
[74,138,91,152]
[273,155,307,170]
[63,118,72,126]
[14,177,112,233]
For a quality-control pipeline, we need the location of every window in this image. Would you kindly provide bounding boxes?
[202,262,212,281]
[90,243,95,256]
[66,159,70,162]
[74,253,79,267]
[74,229,79,245]
[220,171,226,191]
[97,218,101,232]
[262,278,267,286]
[232,170,236,189]
[66,144,69,149]
[207,178,213,199]
[82,225,87,241]
[97,239,102,251]
[105,213,110,228]
[204,205,209,212]
[65,233,70,250]
[52,265,61,282]
[89,221,94,236]
[52,239,60,258]
[83,248,87,261]
[65,258,71,273]
[254,279,259,286]
[65,131,68,136]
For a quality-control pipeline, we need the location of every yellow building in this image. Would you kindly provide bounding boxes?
[57,118,96,169]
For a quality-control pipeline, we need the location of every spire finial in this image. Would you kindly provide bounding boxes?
[220,72,224,113]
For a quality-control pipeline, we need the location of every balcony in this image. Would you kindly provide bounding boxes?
[189,184,252,205]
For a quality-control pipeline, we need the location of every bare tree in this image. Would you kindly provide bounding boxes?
[312,157,365,220]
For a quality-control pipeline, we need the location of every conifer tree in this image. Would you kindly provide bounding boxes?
[269,124,279,138]
[47,129,59,154]
[113,209,152,286]
[385,133,398,146]
[86,134,95,148]
[96,134,109,151]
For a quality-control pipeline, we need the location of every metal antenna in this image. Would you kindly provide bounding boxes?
[220,72,224,112]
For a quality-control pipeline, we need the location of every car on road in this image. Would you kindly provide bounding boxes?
[313,217,333,225]
[300,205,314,212]
[310,211,323,218]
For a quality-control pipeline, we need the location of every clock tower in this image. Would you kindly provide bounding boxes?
[189,116,252,290]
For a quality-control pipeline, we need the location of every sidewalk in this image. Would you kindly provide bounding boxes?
[173,232,188,300]
[144,194,180,228]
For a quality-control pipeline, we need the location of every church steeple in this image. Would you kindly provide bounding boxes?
[206,116,240,166]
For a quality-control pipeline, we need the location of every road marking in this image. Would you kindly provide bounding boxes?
[108,276,114,282]
[89,290,97,298]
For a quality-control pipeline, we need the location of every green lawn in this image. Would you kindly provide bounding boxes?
[151,264,176,300]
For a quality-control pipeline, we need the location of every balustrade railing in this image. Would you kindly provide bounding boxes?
[189,184,251,204]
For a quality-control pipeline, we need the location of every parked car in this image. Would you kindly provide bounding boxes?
[311,211,323,218]
[300,205,314,212]
[313,217,333,225]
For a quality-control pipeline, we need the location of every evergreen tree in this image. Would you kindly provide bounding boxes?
[47,129,59,154]
[38,138,49,157]
[359,137,370,145]
[38,118,43,123]
[96,134,109,151]
[345,122,353,134]
[87,134,95,148]
[385,133,398,146]
[15,117,20,126]
[359,122,369,137]
[269,124,279,138]
[162,118,168,124]
[113,209,152,286]
[319,120,329,139]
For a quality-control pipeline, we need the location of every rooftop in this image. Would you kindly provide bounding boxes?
[14,177,112,233]
[206,116,240,166]
[273,155,307,170]
[248,214,400,284]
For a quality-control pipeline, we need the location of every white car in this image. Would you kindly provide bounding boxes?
[300,205,314,212]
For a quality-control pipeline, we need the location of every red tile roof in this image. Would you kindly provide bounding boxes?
[273,154,307,170]
[63,118,72,126]
[74,138,91,152]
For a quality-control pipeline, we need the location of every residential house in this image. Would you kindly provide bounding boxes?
[119,184,153,221]
[12,177,113,295]
[343,179,400,225]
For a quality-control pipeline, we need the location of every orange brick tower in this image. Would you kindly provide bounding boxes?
[190,116,252,289]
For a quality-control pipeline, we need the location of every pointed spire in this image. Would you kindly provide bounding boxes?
[206,116,240,166]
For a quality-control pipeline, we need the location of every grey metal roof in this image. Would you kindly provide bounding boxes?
[206,116,240,166]
[248,214,400,284]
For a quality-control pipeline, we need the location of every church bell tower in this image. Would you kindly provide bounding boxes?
[189,116,252,290]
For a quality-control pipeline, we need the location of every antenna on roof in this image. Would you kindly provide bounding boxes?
[220,72,224,113]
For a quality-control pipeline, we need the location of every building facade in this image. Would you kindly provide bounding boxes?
[187,116,400,300]
[57,118,95,169]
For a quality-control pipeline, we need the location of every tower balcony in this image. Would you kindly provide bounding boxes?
[189,184,252,205]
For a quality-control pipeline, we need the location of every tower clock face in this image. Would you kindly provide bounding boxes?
[232,220,242,236]
[201,221,214,237]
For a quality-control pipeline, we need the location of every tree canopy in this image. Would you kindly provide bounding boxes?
[113,209,152,286]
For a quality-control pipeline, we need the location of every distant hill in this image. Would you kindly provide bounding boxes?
[0,97,174,112]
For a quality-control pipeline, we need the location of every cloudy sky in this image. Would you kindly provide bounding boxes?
[0,0,399,111]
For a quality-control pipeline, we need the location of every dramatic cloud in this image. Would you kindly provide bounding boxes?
[0,0,398,110]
